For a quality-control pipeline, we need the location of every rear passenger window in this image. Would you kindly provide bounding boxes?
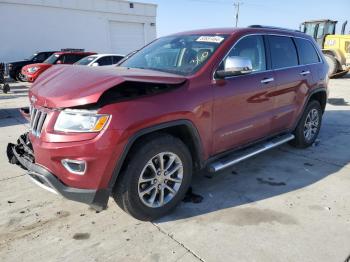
[97,56,113,66]
[268,36,298,69]
[60,55,76,64]
[294,38,320,65]
[227,35,266,72]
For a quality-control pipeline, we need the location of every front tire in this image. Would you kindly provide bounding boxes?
[113,134,192,221]
[16,70,27,82]
[2,83,10,93]
[290,100,322,148]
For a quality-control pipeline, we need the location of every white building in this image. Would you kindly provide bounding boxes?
[0,0,157,62]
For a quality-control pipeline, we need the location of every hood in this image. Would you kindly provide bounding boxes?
[29,65,187,108]
[23,63,51,70]
[8,60,31,66]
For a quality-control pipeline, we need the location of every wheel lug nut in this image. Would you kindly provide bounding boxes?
[153,179,157,183]
[158,185,161,190]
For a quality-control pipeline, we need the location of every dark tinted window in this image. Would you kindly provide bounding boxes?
[62,54,86,64]
[294,38,320,64]
[96,56,113,66]
[226,35,266,72]
[33,53,46,62]
[44,52,54,59]
[268,36,298,69]
[112,56,123,64]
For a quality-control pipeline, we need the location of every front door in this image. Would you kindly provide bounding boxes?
[212,35,276,154]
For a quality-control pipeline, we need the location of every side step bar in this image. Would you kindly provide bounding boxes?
[208,134,295,172]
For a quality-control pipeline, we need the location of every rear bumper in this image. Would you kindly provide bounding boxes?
[7,134,109,211]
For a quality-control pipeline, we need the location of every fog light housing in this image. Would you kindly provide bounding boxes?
[61,159,87,175]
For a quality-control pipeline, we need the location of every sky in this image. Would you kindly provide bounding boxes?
[136,0,350,37]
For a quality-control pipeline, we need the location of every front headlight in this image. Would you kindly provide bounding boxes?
[54,109,110,133]
[28,66,39,73]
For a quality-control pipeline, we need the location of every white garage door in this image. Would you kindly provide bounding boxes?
[109,21,145,55]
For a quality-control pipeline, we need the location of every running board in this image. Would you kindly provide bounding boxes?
[208,134,295,172]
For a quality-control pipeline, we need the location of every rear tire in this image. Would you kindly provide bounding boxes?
[113,134,192,221]
[290,100,322,148]
[324,54,339,76]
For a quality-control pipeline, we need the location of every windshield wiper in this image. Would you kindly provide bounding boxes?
[139,67,184,75]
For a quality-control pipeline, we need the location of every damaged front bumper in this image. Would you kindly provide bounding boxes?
[7,133,109,211]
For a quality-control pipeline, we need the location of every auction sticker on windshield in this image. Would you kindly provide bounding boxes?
[196,36,225,43]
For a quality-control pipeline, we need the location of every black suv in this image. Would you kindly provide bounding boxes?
[7,51,57,81]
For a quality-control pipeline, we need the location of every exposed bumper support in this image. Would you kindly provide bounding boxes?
[6,133,109,211]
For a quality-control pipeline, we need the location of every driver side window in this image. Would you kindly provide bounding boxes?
[226,35,266,72]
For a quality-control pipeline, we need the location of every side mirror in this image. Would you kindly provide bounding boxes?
[56,60,62,64]
[92,62,99,67]
[216,56,253,78]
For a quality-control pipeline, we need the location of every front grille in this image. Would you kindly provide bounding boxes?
[30,106,47,137]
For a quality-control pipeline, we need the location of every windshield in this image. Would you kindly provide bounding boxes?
[75,56,97,65]
[120,34,228,75]
[304,23,317,37]
[26,54,37,61]
[44,54,60,64]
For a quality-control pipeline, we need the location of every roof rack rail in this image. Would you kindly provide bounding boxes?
[60,48,85,52]
[248,25,300,32]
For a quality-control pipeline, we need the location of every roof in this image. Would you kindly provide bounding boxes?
[171,27,307,37]
[302,19,338,24]
[53,51,97,55]
[86,54,125,58]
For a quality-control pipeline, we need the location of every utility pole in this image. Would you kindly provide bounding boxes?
[234,2,243,27]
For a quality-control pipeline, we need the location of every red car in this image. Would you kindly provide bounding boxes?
[22,50,96,82]
[8,26,328,220]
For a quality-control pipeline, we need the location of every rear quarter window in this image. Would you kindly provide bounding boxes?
[112,56,124,64]
[294,38,320,64]
[268,36,298,69]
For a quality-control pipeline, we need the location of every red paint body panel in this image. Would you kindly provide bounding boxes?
[26,28,328,191]
[22,52,96,82]
[29,66,187,108]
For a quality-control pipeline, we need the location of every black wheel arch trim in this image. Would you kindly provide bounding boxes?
[107,119,205,190]
[293,87,327,130]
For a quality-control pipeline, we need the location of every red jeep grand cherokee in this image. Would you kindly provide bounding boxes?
[8,26,328,220]
[22,50,96,82]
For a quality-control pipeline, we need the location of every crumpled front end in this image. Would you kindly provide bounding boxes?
[7,132,110,211]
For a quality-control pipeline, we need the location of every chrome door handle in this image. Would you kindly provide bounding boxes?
[261,77,274,84]
[300,70,311,76]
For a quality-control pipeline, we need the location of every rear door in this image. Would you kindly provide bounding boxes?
[212,35,276,154]
[267,35,313,133]
[294,37,323,82]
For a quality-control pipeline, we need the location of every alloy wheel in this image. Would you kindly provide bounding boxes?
[303,108,319,142]
[137,152,183,208]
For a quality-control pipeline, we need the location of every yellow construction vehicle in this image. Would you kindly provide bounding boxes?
[301,19,350,78]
